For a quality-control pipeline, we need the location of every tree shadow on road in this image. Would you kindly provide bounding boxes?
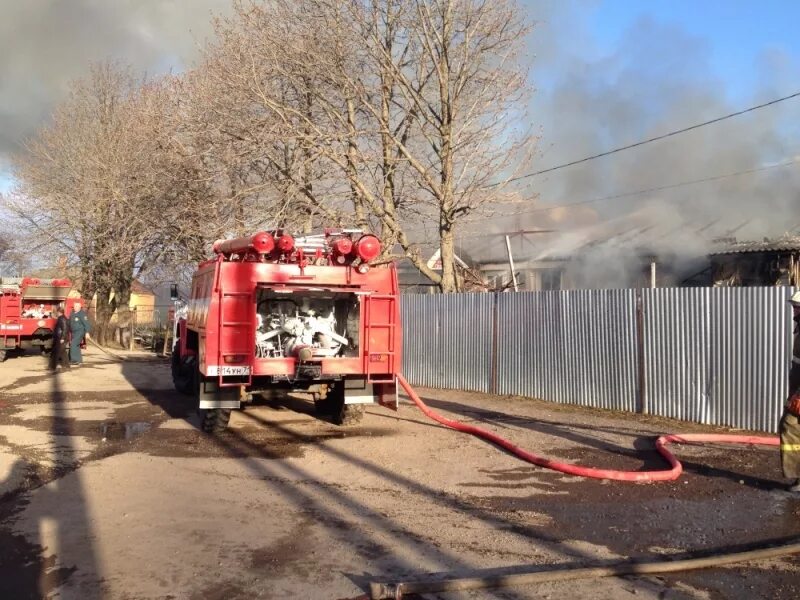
[112,355,800,599]
[0,366,103,599]
[117,361,671,597]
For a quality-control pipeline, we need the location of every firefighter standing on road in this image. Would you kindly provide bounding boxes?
[49,307,70,371]
[780,290,800,492]
[69,302,91,366]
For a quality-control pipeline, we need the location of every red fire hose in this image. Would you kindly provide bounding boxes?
[396,375,780,482]
[370,377,789,599]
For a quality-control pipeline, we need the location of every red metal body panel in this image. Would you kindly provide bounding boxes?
[0,278,82,351]
[183,236,401,387]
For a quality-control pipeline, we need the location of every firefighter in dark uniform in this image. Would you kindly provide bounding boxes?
[779,290,800,492]
[50,307,70,371]
[69,302,91,365]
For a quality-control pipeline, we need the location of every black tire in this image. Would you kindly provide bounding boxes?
[332,402,364,426]
[325,382,364,425]
[171,341,194,395]
[194,363,233,434]
[200,408,232,434]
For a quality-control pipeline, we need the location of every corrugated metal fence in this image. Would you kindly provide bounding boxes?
[401,286,796,433]
[402,293,494,392]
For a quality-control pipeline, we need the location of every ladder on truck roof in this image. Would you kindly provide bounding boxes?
[362,293,397,384]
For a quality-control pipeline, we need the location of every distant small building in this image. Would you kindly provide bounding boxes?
[399,244,709,293]
[477,258,567,291]
[130,280,156,311]
[397,224,800,293]
[710,237,800,287]
[397,246,485,293]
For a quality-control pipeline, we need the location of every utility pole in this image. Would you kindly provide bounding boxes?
[505,235,519,292]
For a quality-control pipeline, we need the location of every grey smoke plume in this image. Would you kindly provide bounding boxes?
[479,2,800,274]
[0,0,231,170]
[2,0,798,280]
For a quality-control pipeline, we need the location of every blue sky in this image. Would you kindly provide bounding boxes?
[520,0,800,103]
[585,0,800,102]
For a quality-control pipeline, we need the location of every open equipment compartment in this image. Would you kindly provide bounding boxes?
[254,288,360,360]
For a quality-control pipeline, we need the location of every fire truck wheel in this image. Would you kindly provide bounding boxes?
[200,409,231,434]
[332,403,364,426]
[327,381,363,425]
[171,343,194,395]
[0,350,6,362]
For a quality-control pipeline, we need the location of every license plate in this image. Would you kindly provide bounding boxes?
[220,366,250,376]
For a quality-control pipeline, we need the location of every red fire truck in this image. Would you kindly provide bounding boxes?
[0,277,81,361]
[171,229,401,433]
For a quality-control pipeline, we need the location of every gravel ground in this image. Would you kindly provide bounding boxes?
[0,347,798,599]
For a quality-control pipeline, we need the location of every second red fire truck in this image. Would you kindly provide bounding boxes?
[0,277,81,361]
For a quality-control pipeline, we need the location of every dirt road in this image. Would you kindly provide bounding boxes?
[0,347,798,599]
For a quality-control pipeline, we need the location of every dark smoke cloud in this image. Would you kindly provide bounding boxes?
[0,0,231,169]
[478,1,800,270]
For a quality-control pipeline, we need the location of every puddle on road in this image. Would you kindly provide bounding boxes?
[101,421,152,441]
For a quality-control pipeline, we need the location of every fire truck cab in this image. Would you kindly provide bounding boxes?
[171,229,401,433]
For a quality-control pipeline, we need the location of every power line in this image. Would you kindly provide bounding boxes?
[489,90,800,188]
[501,157,800,217]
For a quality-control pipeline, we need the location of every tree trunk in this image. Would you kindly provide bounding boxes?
[114,284,133,348]
[94,289,116,346]
[439,226,459,293]
[346,97,369,231]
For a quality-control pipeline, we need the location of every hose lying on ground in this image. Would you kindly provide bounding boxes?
[86,336,125,359]
[373,376,793,599]
[369,537,800,599]
[396,374,779,482]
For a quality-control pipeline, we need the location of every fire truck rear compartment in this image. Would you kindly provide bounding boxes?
[254,288,359,361]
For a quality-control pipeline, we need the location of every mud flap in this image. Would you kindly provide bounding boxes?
[341,378,398,409]
[375,379,398,411]
[198,375,241,410]
[344,378,375,405]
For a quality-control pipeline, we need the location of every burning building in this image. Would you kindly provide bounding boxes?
[710,237,800,287]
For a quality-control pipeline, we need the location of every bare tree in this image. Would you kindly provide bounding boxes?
[8,63,218,344]
[0,225,30,275]
[389,0,533,291]
[198,0,533,291]
[183,8,346,236]
[6,1,533,309]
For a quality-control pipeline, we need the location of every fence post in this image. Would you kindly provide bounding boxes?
[490,293,499,394]
[162,327,171,357]
[129,307,136,351]
[635,289,647,414]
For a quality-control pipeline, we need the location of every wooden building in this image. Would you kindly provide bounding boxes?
[710,238,800,287]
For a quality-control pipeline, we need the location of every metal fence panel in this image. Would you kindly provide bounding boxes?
[496,290,639,412]
[401,293,494,392]
[400,287,795,433]
[643,286,794,432]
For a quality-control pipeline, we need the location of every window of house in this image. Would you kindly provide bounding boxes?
[539,268,562,291]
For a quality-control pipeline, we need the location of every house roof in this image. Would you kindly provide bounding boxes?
[131,280,155,296]
[709,236,800,256]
